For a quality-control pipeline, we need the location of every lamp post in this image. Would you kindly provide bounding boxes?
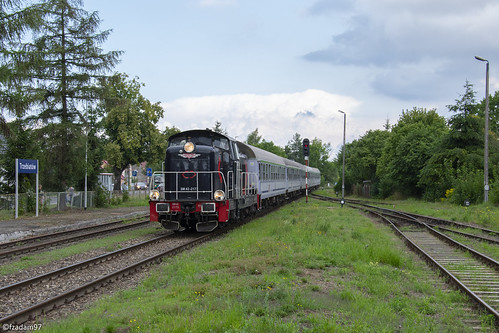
[475,56,489,203]
[338,110,346,207]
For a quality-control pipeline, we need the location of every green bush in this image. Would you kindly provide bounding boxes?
[110,196,122,206]
[450,169,483,205]
[95,186,109,208]
[26,189,36,213]
[489,178,499,205]
[122,190,129,202]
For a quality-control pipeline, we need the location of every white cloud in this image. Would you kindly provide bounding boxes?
[159,89,364,157]
[304,0,499,101]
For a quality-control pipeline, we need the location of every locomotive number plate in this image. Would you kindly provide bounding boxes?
[180,186,197,191]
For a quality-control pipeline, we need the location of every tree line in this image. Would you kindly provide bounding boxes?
[0,0,337,195]
[335,81,499,205]
[0,0,165,193]
[2,1,497,206]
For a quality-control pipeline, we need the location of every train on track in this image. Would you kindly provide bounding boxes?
[149,129,321,232]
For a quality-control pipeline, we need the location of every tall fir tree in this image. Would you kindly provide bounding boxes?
[446,80,482,150]
[1,0,44,134]
[284,133,303,163]
[20,0,122,190]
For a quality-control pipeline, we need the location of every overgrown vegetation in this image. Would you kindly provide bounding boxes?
[41,199,495,332]
[335,82,499,205]
[317,188,499,231]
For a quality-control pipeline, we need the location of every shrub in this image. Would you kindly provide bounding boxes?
[122,190,129,202]
[26,189,37,213]
[95,186,109,208]
[489,178,499,205]
[450,170,483,205]
[110,196,122,206]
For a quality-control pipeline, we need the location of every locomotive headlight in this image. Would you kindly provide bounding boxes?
[184,141,195,153]
[149,189,160,201]
[214,190,225,201]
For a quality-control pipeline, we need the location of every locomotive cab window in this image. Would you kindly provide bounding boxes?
[169,135,229,149]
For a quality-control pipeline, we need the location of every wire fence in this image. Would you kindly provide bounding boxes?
[0,189,149,217]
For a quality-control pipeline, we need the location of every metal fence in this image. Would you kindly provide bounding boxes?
[0,189,148,215]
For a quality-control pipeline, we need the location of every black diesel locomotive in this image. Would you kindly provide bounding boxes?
[149,129,320,232]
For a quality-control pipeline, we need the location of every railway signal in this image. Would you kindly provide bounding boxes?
[303,138,309,203]
[303,138,310,157]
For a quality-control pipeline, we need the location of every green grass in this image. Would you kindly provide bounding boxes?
[114,196,149,208]
[316,188,499,232]
[39,198,495,332]
[0,226,159,276]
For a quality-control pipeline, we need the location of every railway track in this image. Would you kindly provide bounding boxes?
[0,230,211,327]
[0,216,151,261]
[311,194,499,326]
[0,200,280,328]
[312,195,499,248]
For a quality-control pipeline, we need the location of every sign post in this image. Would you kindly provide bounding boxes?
[15,159,39,219]
[146,168,152,191]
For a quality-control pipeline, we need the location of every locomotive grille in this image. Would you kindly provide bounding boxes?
[201,203,216,213]
[156,203,170,212]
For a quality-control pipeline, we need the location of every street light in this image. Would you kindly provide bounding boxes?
[338,110,346,207]
[475,55,489,203]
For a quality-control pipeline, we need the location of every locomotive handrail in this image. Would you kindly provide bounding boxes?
[154,171,228,201]
[240,172,258,196]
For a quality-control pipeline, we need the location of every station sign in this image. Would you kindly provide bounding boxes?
[15,158,39,219]
[18,159,38,174]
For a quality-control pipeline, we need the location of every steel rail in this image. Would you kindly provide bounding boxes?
[0,198,271,327]
[404,212,499,237]
[0,214,149,249]
[0,233,173,297]
[428,224,499,245]
[0,220,151,259]
[0,232,212,326]
[311,194,499,246]
[310,194,499,324]
[372,210,499,324]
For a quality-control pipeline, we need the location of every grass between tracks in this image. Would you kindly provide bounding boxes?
[316,189,499,232]
[0,226,159,276]
[41,198,495,332]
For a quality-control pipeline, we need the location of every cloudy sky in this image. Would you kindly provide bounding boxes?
[85,0,499,156]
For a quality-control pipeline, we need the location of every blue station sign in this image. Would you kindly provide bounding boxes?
[18,159,38,174]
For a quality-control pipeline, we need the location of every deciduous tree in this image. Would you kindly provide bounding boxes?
[377,107,447,198]
[99,73,164,190]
